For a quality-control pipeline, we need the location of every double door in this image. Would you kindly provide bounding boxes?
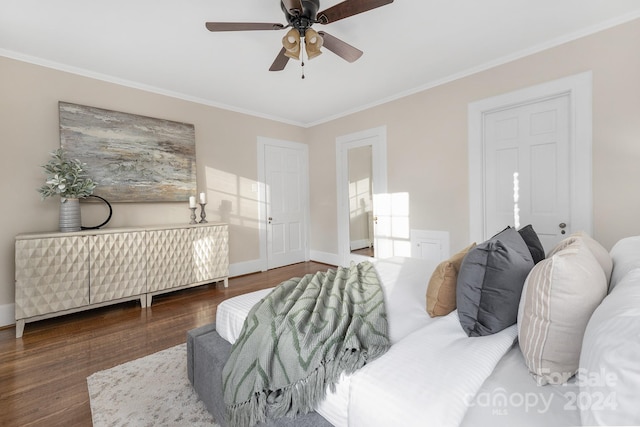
[146,225,229,296]
[15,231,146,319]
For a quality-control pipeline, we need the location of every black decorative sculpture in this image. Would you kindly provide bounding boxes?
[81,195,113,230]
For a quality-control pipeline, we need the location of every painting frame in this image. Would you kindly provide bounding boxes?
[58,101,196,203]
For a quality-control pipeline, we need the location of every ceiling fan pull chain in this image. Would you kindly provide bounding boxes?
[301,48,305,79]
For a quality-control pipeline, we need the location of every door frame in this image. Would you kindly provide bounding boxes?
[257,137,310,271]
[336,126,388,266]
[467,71,593,243]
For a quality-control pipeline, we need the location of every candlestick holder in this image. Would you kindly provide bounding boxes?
[199,203,208,223]
[189,207,198,224]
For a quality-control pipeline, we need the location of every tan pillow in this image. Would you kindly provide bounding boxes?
[518,238,607,385]
[426,243,475,317]
[547,231,612,284]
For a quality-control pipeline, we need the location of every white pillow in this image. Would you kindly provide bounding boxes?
[547,231,613,285]
[609,236,640,291]
[518,238,607,385]
[579,269,640,426]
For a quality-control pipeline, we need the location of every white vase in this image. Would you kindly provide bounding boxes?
[59,198,81,232]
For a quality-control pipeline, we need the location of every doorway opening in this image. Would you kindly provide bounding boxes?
[348,145,374,257]
[336,126,387,266]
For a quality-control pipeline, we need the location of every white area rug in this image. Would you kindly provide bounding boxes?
[87,344,220,427]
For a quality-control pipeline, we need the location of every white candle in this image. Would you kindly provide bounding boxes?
[189,196,196,208]
[199,192,207,204]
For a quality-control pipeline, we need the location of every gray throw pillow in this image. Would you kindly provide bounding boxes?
[518,224,545,264]
[457,227,534,337]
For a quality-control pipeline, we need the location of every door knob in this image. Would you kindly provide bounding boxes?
[268,217,273,224]
[559,222,567,234]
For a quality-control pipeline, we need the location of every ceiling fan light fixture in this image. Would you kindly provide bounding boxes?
[282,28,301,60]
[304,28,323,59]
[206,0,396,72]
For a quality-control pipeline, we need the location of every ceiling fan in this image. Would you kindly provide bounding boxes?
[205,0,394,73]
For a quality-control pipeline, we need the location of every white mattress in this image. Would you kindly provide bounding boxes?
[216,287,272,344]
[215,256,440,427]
[216,256,440,345]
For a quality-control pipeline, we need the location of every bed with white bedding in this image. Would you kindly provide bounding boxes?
[213,257,576,427]
[216,257,441,427]
[190,234,640,427]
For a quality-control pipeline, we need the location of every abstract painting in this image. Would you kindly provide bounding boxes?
[59,102,196,202]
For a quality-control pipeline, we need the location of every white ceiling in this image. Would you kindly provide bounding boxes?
[2,0,640,126]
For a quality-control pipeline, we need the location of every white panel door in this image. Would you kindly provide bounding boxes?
[484,95,570,251]
[265,144,306,269]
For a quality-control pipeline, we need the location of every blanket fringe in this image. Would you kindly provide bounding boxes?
[226,344,389,426]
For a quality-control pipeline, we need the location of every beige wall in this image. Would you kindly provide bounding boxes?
[0,56,304,314]
[308,18,640,257]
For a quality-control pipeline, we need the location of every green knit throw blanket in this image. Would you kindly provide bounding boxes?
[222,261,390,427]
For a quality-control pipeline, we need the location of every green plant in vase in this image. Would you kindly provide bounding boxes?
[38,148,97,232]
[38,148,97,200]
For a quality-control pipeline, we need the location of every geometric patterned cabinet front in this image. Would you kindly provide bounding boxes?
[14,223,228,338]
[146,224,229,305]
[192,225,229,283]
[90,231,147,305]
[146,228,196,294]
[15,235,90,320]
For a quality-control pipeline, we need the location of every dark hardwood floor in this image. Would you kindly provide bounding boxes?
[0,261,332,427]
[351,246,374,257]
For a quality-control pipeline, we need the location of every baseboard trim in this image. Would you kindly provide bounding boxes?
[310,250,340,266]
[350,239,371,251]
[0,303,15,328]
[228,259,264,278]
[230,254,340,277]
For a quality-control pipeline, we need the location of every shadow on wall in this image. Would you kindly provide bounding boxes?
[203,166,260,230]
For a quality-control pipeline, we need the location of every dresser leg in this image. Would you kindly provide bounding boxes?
[16,319,25,339]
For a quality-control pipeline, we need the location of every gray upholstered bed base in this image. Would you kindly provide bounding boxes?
[187,323,333,427]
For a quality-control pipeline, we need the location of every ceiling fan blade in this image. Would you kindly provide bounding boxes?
[281,0,303,16]
[317,0,393,24]
[269,48,290,71]
[317,32,363,63]
[205,22,285,32]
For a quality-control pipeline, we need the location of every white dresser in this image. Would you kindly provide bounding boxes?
[14,223,228,338]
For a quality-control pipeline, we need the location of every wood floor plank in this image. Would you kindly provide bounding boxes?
[0,261,332,427]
